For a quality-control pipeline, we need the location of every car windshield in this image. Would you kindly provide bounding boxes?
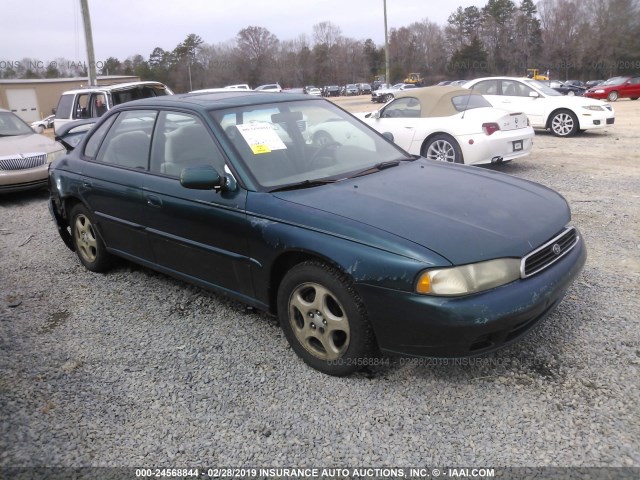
[210,99,412,189]
[523,79,562,96]
[602,76,627,86]
[0,112,34,136]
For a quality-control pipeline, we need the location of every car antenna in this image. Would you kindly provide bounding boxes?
[461,83,474,120]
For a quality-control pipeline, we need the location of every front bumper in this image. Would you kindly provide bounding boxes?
[577,109,615,130]
[358,234,587,357]
[0,164,49,193]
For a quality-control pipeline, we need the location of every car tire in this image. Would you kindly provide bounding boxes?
[277,261,377,376]
[383,94,394,102]
[422,134,463,164]
[567,90,575,96]
[631,97,639,101]
[69,203,113,272]
[607,91,619,102]
[549,109,579,137]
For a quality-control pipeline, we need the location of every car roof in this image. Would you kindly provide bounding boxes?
[109,91,319,111]
[395,86,484,117]
[469,76,531,82]
[60,81,169,95]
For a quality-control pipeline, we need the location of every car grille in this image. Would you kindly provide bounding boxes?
[0,153,47,171]
[521,227,578,278]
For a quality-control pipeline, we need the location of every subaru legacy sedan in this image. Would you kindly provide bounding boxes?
[48,92,586,376]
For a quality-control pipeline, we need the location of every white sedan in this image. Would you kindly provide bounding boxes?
[349,86,534,166]
[463,77,615,137]
[30,114,55,133]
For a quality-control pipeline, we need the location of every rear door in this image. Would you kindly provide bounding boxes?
[80,109,157,262]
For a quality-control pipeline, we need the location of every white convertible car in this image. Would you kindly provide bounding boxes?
[346,86,534,165]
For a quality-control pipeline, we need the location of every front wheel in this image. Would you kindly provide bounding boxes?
[383,93,394,102]
[277,261,376,376]
[69,203,113,272]
[607,91,619,102]
[422,134,463,163]
[549,110,579,137]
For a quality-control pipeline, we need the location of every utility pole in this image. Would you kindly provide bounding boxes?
[384,0,390,85]
[80,0,97,86]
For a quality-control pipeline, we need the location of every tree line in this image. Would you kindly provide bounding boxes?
[2,0,638,92]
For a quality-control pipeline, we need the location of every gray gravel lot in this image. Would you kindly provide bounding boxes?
[1,99,639,469]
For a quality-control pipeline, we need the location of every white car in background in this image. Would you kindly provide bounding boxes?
[371,83,417,103]
[254,83,283,93]
[354,86,534,165]
[30,114,55,133]
[463,77,615,137]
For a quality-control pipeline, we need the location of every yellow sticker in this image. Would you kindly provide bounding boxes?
[251,144,271,154]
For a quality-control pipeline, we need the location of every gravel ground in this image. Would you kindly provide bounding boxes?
[1,99,639,469]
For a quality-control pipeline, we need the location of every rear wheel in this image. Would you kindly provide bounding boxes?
[607,91,619,102]
[277,261,376,376]
[567,90,575,96]
[549,110,579,137]
[69,203,113,272]
[422,134,463,163]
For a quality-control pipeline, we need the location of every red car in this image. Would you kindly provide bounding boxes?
[584,75,640,102]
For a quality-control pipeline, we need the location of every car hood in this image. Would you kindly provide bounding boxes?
[274,160,570,265]
[543,94,609,108]
[0,133,64,157]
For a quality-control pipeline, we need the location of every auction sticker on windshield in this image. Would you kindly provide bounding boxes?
[236,123,287,154]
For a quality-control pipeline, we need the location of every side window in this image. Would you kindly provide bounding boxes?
[150,111,226,177]
[502,80,534,97]
[55,94,73,119]
[84,114,118,160]
[74,93,90,120]
[472,80,499,95]
[92,94,107,117]
[380,97,421,118]
[96,110,157,169]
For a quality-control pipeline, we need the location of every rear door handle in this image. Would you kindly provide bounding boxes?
[146,194,162,208]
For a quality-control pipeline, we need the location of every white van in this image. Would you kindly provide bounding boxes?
[53,81,173,133]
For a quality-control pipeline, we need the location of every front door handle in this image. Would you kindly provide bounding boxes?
[146,194,162,208]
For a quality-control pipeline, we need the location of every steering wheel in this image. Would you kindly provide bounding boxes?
[310,139,341,165]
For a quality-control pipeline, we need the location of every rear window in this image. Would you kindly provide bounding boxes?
[451,94,492,112]
[55,94,74,119]
[112,85,171,105]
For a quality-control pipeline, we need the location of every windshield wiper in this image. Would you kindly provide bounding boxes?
[349,160,404,178]
[269,178,338,192]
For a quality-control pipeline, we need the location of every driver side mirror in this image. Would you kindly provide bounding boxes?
[366,110,380,119]
[529,91,540,98]
[382,132,394,142]
[180,165,236,192]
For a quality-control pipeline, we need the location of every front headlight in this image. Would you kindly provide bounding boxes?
[46,147,66,163]
[583,105,604,111]
[416,258,521,296]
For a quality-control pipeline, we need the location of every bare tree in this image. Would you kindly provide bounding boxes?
[236,26,280,86]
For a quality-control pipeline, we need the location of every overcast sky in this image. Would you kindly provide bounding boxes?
[2,0,487,65]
